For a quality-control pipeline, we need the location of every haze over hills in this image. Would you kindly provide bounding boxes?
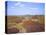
[7,14,44,16]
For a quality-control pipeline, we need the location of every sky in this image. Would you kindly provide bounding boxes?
[7,1,45,16]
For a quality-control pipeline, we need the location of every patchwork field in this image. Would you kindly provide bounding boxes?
[6,15,45,33]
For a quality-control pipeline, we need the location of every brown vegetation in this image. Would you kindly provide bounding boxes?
[7,15,45,33]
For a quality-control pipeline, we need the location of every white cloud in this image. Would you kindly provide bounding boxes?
[11,6,15,8]
[30,8,38,10]
[11,2,25,9]
[15,2,25,7]
[19,4,25,7]
[15,2,21,6]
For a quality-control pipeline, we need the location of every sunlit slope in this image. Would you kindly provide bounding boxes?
[7,15,44,32]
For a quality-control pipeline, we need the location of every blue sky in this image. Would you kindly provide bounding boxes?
[7,1,44,16]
